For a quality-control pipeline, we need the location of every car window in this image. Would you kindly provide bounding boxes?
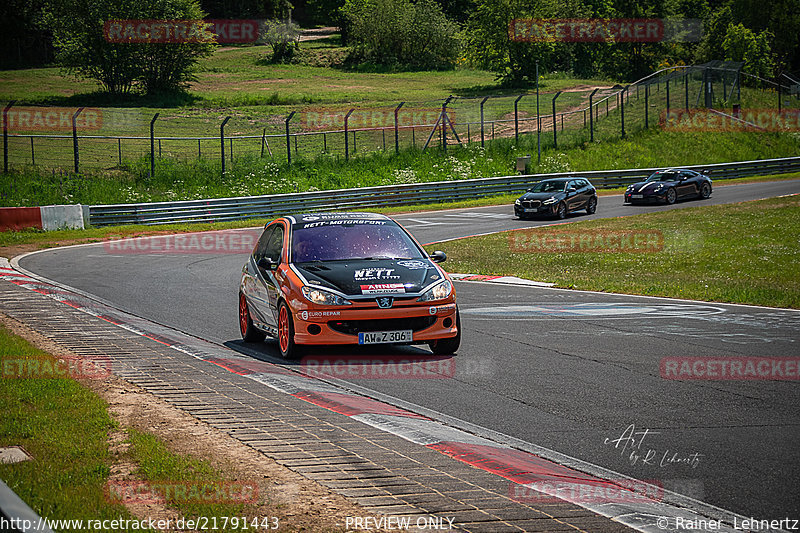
[253,226,274,261]
[529,180,568,193]
[264,224,284,262]
[292,221,424,262]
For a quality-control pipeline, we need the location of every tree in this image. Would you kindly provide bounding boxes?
[339,0,459,69]
[44,0,213,95]
[722,23,775,79]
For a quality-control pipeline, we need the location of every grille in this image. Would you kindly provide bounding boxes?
[522,200,541,208]
[328,316,437,335]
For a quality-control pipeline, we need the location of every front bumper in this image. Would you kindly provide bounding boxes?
[625,192,666,204]
[515,204,558,217]
[291,300,459,345]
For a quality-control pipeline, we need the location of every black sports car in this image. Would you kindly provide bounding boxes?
[624,169,712,205]
[514,178,598,219]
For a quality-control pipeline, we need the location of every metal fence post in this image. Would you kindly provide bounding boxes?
[220,116,231,174]
[344,109,354,161]
[777,79,782,112]
[666,78,670,115]
[284,112,295,164]
[589,88,599,142]
[394,102,404,154]
[685,71,689,111]
[480,96,489,147]
[149,113,159,178]
[644,84,649,128]
[621,86,628,138]
[552,91,562,148]
[72,107,84,174]
[441,96,453,152]
[514,94,524,143]
[3,101,15,173]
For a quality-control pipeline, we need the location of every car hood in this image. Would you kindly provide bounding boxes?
[519,191,565,201]
[628,181,676,193]
[293,258,442,297]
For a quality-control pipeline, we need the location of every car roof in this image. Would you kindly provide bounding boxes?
[283,212,393,228]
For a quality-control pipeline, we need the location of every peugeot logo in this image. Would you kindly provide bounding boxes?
[376,297,394,308]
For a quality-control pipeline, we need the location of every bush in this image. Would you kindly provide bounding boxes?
[339,0,459,70]
[263,20,300,63]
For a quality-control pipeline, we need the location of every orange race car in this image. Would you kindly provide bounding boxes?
[238,212,460,358]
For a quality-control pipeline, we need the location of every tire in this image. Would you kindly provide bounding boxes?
[277,300,300,359]
[429,309,461,355]
[239,292,265,343]
[555,202,567,219]
[700,182,711,199]
[586,196,597,214]
[665,188,677,205]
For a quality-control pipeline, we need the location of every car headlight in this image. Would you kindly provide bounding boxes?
[417,280,453,302]
[302,285,351,306]
[626,185,634,191]
[515,199,521,206]
[542,197,558,205]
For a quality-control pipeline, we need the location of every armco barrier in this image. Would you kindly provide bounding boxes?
[87,157,800,227]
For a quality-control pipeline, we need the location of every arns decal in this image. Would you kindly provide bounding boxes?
[360,283,406,295]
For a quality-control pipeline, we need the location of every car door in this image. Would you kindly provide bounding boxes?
[246,226,276,329]
[677,171,698,198]
[261,222,285,322]
[565,179,582,211]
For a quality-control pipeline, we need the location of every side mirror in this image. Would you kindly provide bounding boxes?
[257,257,278,271]
[429,251,447,263]
[568,187,577,192]
[701,169,710,175]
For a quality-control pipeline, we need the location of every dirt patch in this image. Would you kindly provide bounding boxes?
[0,312,392,532]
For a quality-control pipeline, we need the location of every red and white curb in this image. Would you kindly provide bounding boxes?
[0,258,756,533]
[0,205,87,231]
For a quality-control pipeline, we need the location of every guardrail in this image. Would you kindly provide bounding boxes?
[89,156,800,226]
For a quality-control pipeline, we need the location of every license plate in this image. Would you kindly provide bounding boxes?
[358,330,413,344]
[524,208,539,213]
[631,194,643,199]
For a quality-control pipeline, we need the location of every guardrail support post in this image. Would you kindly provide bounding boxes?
[552,91,562,149]
[72,107,84,174]
[620,86,628,138]
[3,101,15,173]
[394,102,404,154]
[344,108,354,161]
[514,94,524,143]
[149,113,159,178]
[589,88,599,142]
[480,96,489,147]
[284,112,295,164]
[220,116,231,174]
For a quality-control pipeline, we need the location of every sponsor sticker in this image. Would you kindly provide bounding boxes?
[354,268,400,281]
[299,310,341,321]
[360,283,406,295]
[397,260,433,270]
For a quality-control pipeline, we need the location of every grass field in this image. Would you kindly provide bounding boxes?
[0,326,131,525]
[426,195,800,308]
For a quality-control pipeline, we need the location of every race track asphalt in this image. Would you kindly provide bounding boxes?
[19,180,800,520]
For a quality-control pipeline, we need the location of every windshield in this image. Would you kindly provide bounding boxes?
[528,180,568,193]
[291,221,425,262]
[646,171,682,182]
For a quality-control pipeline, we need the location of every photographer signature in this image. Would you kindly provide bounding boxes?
[603,424,703,468]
